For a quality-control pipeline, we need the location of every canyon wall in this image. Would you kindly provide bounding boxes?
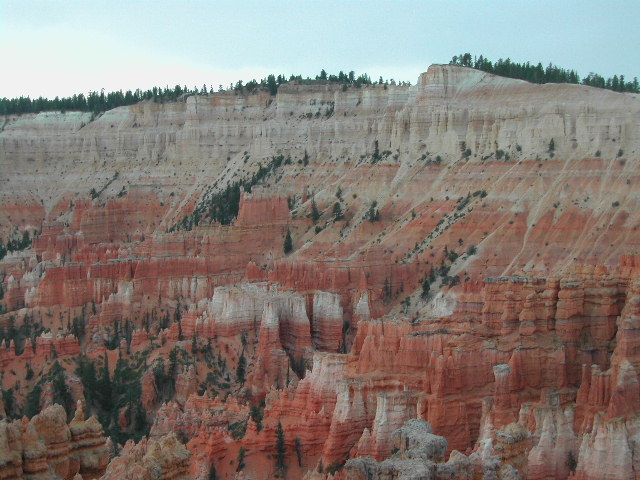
[1,65,640,479]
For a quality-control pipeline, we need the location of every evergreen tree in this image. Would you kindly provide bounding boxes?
[449,52,639,94]
[99,354,113,411]
[421,279,430,299]
[168,347,179,395]
[2,389,19,419]
[51,361,73,416]
[250,404,264,431]
[332,202,343,220]
[208,464,218,480]
[367,201,381,222]
[294,437,303,467]
[236,447,246,472]
[311,200,320,223]
[284,229,293,254]
[383,277,392,301]
[266,74,278,95]
[75,355,97,407]
[236,352,246,383]
[275,421,286,476]
[133,401,146,432]
[25,384,42,418]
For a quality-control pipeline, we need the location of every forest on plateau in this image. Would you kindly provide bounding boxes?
[0,70,380,116]
[450,52,640,93]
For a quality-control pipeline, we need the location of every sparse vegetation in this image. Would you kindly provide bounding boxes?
[0,229,32,260]
[175,156,282,230]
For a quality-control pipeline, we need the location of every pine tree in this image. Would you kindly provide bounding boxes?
[99,354,113,411]
[275,421,286,475]
[367,201,380,222]
[332,202,343,220]
[421,279,430,299]
[168,348,179,396]
[284,229,293,254]
[51,361,73,416]
[134,401,146,432]
[250,404,264,431]
[208,464,218,480]
[294,437,303,467]
[236,352,246,383]
[383,277,392,301]
[311,200,320,223]
[236,447,246,472]
[2,389,19,419]
[25,384,42,418]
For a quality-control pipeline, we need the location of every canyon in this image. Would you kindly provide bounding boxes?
[1,64,640,479]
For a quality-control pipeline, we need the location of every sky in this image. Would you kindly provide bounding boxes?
[1,0,639,99]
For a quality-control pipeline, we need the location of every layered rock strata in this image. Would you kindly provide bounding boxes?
[0,403,108,480]
[2,64,640,479]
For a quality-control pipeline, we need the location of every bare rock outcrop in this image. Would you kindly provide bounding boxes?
[0,403,108,480]
[99,433,190,480]
[344,419,497,480]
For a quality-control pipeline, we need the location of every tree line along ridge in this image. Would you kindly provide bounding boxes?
[2,55,638,116]
[0,70,383,116]
[450,52,639,93]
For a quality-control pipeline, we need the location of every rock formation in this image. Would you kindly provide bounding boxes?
[0,403,108,479]
[99,433,190,480]
[2,64,640,479]
[344,419,500,480]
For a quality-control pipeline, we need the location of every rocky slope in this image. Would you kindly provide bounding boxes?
[1,65,640,479]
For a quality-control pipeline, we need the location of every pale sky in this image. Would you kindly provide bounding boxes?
[1,0,639,99]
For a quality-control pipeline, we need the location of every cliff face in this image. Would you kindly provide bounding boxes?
[1,65,640,479]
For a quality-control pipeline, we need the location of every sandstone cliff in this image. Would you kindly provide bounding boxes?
[2,64,640,479]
